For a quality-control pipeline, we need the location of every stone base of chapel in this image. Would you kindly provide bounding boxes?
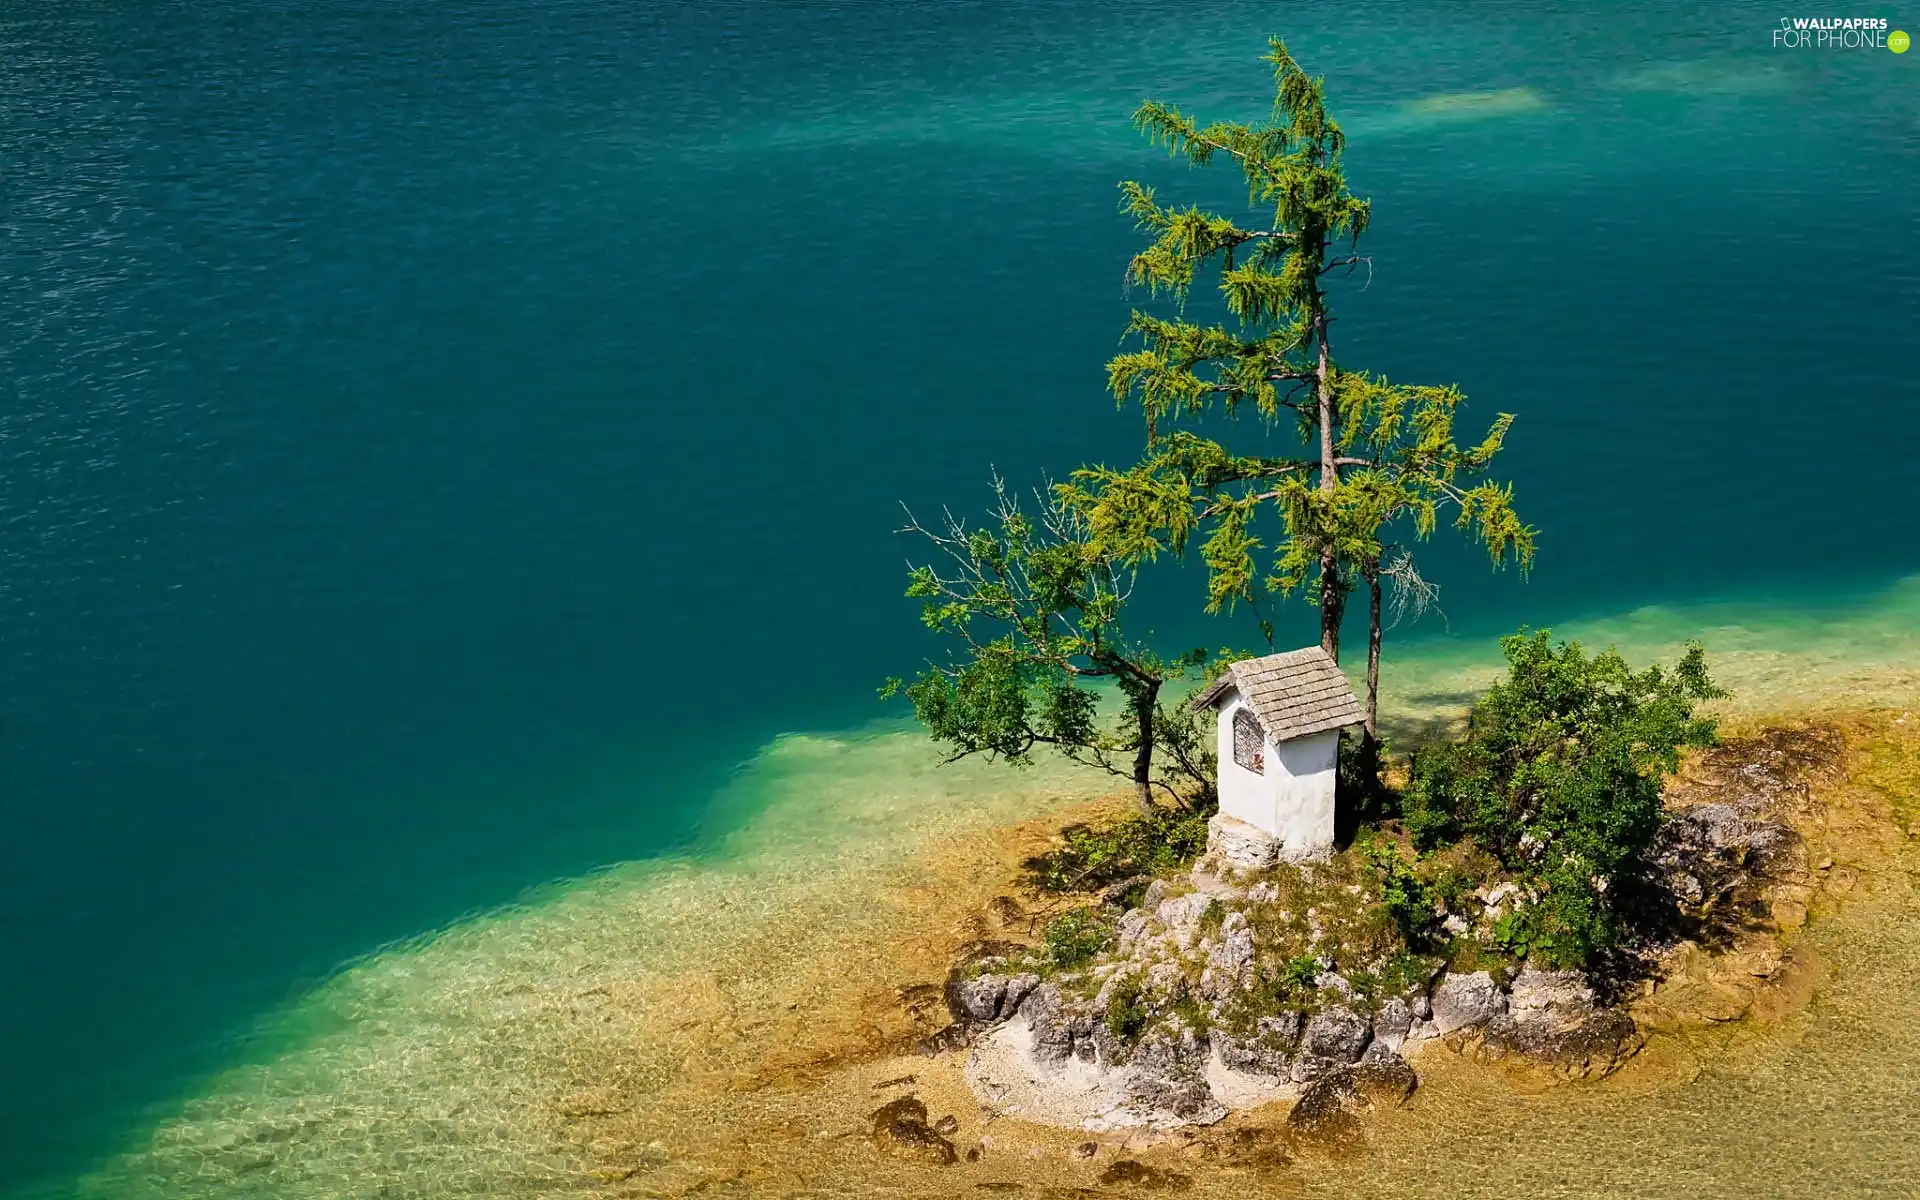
[1206,812,1284,871]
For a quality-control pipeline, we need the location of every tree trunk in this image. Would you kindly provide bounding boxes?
[1364,555,1382,739]
[1131,677,1160,816]
[1313,310,1343,662]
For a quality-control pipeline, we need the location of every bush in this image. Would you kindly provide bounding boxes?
[1402,630,1725,969]
[1357,835,1439,950]
[1024,805,1213,893]
[1041,907,1116,970]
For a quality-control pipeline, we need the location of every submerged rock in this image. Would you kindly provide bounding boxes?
[1287,1053,1418,1143]
[869,1096,958,1164]
[1481,1008,1644,1079]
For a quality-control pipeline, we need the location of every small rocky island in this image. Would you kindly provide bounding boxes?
[904,646,1846,1153]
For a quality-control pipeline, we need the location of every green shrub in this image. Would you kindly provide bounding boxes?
[1104,974,1149,1040]
[1024,805,1213,893]
[1358,835,1438,949]
[1041,907,1115,970]
[1403,630,1725,969]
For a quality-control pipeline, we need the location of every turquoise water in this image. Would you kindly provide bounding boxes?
[1,1,1914,1193]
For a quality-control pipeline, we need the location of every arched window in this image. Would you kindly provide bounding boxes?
[1232,707,1266,773]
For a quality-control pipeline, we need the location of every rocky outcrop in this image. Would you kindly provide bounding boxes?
[1286,1053,1419,1143]
[1430,971,1508,1034]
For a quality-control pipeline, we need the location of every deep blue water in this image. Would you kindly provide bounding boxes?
[2,0,1915,1192]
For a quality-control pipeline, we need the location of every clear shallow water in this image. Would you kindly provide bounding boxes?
[1,0,1915,1193]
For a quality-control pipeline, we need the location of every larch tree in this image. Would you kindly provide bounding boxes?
[1077,37,1372,660]
[1064,39,1533,752]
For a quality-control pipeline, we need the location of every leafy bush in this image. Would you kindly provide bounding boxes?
[1041,907,1116,970]
[1357,835,1439,949]
[1024,805,1214,893]
[1104,974,1149,1039]
[1403,630,1725,968]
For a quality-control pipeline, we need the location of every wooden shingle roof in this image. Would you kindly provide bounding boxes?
[1191,646,1365,743]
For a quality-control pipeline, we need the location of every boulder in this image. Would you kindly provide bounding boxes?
[1369,997,1415,1053]
[1023,983,1098,1068]
[1507,968,1594,1028]
[1300,1004,1372,1063]
[1125,1022,1225,1125]
[1207,813,1282,871]
[1429,971,1508,1035]
[869,1096,958,1165]
[952,974,1008,1024]
[948,971,1040,1027]
[1214,1012,1303,1078]
[1156,893,1216,950]
[1286,1052,1418,1145]
[1481,1008,1643,1079]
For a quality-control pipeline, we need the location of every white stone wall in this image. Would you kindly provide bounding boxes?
[1213,688,1340,862]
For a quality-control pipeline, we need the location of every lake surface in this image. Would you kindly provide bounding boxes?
[1,1,1915,1194]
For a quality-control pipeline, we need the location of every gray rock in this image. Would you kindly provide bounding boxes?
[1023,984,1097,1068]
[954,974,1008,1024]
[1124,1022,1225,1124]
[1001,973,1040,1019]
[1507,968,1594,1028]
[1301,1004,1372,1063]
[1480,1008,1644,1079]
[1142,879,1169,912]
[1115,907,1153,953]
[1370,997,1414,1052]
[1207,812,1282,871]
[1210,911,1254,975]
[1413,995,1433,1020]
[1214,1012,1303,1078]
[1286,1053,1417,1144]
[1156,893,1216,949]
[1145,961,1188,1002]
[1430,971,1508,1035]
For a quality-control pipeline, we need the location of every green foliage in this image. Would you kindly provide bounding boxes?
[1104,973,1150,1039]
[1357,835,1438,949]
[1404,631,1729,968]
[1041,907,1117,970]
[883,474,1214,809]
[1024,805,1214,894]
[1059,39,1535,770]
[1277,954,1321,992]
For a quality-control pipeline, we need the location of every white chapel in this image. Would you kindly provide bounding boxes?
[1192,646,1366,868]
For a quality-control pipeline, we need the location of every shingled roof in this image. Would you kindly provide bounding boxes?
[1191,646,1365,743]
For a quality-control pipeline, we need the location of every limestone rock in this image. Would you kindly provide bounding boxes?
[1022,983,1098,1068]
[1125,1022,1225,1125]
[1430,971,1508,1035]
[1300,1004,1372,1064]
[1214,1012,1304,1078]
[1207,812,1281,871]
[1369,997,1414,1053]
[1481,1008,1643,1079]
[1287,1053,1417,1144]
[1157,893,1216,949]
[1507,968,1594,1028]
